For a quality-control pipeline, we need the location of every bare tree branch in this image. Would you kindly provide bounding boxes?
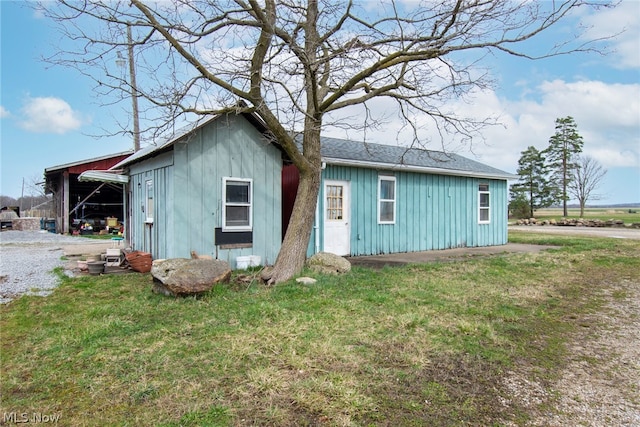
[569,155,608,216]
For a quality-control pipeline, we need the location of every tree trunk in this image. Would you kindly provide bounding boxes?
[261,115,323,284]
[562,151,568,217]
[261,166,321,285]
[529,188,534,218]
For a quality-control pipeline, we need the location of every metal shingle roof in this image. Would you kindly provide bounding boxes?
[109,111,514,180]
[318,136,515,180]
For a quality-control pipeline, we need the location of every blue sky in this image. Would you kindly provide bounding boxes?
[1,1,639,205]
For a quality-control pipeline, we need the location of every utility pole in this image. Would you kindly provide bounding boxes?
[20,177,24,214]
[127,25,140,152]
[117,24,140,152]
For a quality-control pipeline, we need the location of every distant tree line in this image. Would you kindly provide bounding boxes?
[509,116,607,219]
[1,177,53,217]
[0,195,53,215]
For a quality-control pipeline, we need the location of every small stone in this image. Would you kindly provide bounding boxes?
[296,276,317,285]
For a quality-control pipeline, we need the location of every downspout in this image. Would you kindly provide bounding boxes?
[314,162,327,254]
[314,197,320,254]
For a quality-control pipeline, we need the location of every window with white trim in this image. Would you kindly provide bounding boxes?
[145,180,154,223]
[222,178,252,231]
[478,184,490,224]
[378,175,396,224]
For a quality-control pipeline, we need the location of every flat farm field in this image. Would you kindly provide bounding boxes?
[532,207,640,223]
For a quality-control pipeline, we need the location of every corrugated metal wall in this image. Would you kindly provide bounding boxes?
[128,115,282,266]
[311,165,508,256]
[129,151,174,259]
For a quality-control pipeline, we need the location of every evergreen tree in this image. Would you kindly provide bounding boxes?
[544,116,584,217]
[508,191,532,219]
[510,145,554,218]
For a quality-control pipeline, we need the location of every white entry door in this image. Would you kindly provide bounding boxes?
[323,180,350,256]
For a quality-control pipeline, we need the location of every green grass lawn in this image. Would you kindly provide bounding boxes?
[1,235,639,426]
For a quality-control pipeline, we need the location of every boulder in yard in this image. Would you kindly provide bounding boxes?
[305,252,351,275]
[151,258,231,297]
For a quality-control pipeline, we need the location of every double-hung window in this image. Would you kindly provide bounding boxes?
[378,175,396,224]
[222,178,252,231]
[478,184,490,224]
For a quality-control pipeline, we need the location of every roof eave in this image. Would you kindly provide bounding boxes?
[323,157,517,180]
[115,111,272,169]
[44,150,134,173]
[78,170,129,184]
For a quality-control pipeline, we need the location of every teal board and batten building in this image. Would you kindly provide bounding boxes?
[112,113,283,266]
[297,137,516,257]
[99,112,513,268]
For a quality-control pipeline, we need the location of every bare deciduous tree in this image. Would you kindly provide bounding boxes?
[40,0,615,283]
[569,155,608,217]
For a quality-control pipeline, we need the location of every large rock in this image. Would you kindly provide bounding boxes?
[305,252,351,275]
[151,258,231,297]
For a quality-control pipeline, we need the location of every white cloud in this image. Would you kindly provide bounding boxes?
[537,80,639,128]
[324,77,640,176]
[458,79,640,173]
[582,1,640,70]
[18,97,83,134]
[588,147,638,168]
[0,106,9,118]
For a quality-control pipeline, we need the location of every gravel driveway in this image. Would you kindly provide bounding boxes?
[0,230,111,304]
[507,224,640,426]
